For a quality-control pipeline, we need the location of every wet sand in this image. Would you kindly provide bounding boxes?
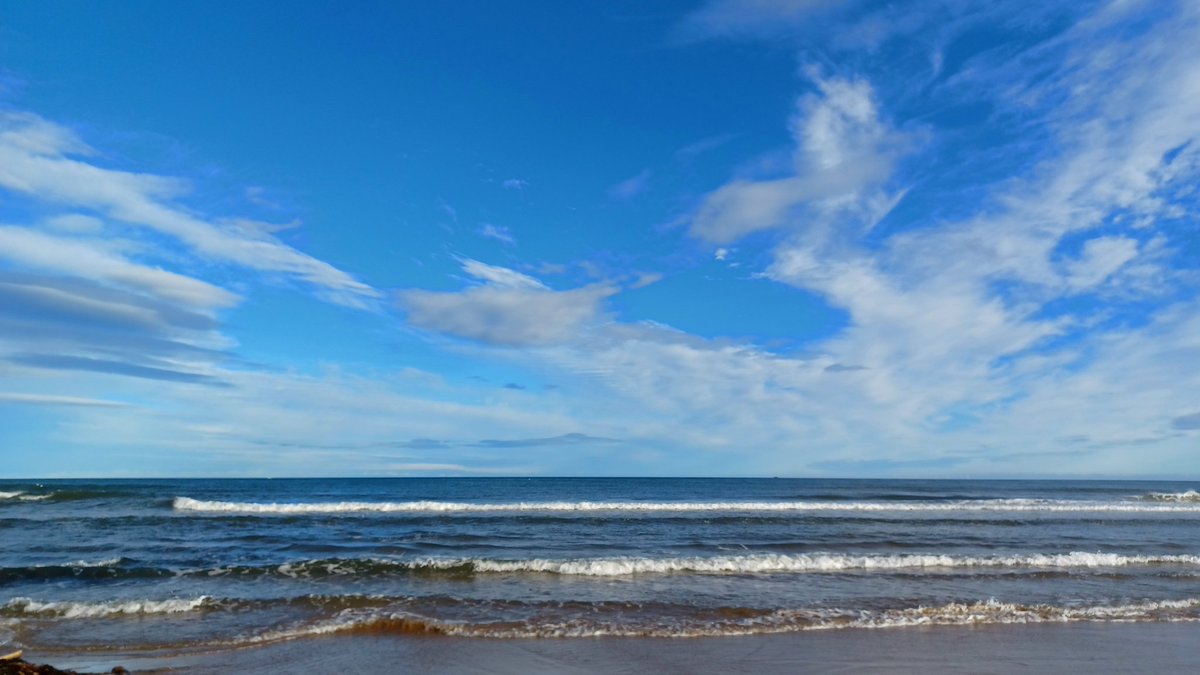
[34,622,1199,674]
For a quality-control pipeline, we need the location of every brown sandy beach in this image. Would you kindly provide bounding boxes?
[28,623,1200,674]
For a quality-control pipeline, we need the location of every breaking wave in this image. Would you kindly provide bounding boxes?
[172,496,1200,514]
[8,551,1197,584]
[0,492,52,502]
[1141,490,1200,503]
[3,596,215,619]
[0,489,121,503]
[195,551,1200,578]
[445,551,1200,576]
[243,597,1200,641]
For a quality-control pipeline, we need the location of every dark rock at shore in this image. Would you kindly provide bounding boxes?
[0,658,127,675]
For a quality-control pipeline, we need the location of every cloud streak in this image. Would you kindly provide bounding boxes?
[671,0,1200,472]
[0,225,239,310]
[474,433,620,448]
[0,392,131,408]
[0,112,378,307]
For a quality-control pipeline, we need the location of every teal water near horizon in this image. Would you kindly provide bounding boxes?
[3,478,1200,655]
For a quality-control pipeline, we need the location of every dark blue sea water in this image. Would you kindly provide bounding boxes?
[3,478,1200,655]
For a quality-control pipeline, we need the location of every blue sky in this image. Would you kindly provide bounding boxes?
[1,0,1198,478]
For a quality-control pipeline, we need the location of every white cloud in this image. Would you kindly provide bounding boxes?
[1063,236,1140,292]
[0,392,131,407]
[675,133,737,161]
[665,0,1200,473]
[400,260,615,346]
[0,112,378,394]
[608,169,651,200]
[243,185,280,209]
[7,3,1199,478]
[44,213,104,233]
[23,366,597,476]
[0,111,94,157]
[692,176,815,242]
[691,73,911,243]
[402,285,614,347]
[0,112,378,307]
[477,223,516,245]
[0,226,240,310]
[388,463,487,473]
[0,269,234,388]
[794,76,889,169]
[965,300,1200,475]
[631,272,663,289]
[460,258,546,290]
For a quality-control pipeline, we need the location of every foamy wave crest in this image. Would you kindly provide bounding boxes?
[35,558,122,569]
[0,491,55,501]
[423,551,1200,576]
[1141,490,1200,503]
[173,496,1200,514]
[226,552,1200,578]
[236,598,1200,641]
[3,596,214,619]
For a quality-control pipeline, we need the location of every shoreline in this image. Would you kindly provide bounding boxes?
[31,621,1200,674]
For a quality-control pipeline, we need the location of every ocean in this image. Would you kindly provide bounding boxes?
[2,477,1200,661]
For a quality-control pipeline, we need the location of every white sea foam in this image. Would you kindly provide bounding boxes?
[30,558,123,569]
[409,551,1200,576]
[178,550,1200,581]
[235,552,1200,578]
[1142,490,1200,503]
[4,596,212,618]
[0,491,53,501]
[235,598,1200,641]
[172,496,1200,514]
[834,598,1200,630]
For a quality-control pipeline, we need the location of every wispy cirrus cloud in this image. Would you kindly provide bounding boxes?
[28,365,605,476]
[385,463,527,474]
[0,268,234,385]
[0,392,131,407]
[608,169,651,201]
[0,110,378,390]
[0,225,239,310]
[477,222,516,245]
[665,0,1200,473]
[475,433,619,448]
[0,111,378,308]
[4,2,1198,479]
[675,0,855,43]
